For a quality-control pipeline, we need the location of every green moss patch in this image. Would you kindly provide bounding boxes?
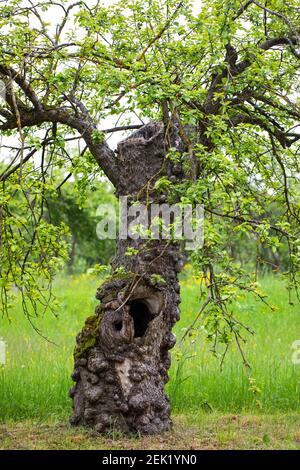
[74,313,103,359]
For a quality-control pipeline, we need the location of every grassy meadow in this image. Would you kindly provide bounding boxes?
[0,272,300,449]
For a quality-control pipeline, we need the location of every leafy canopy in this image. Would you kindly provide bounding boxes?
[0,0,300,359]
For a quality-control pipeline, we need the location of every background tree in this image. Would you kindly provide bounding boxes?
[1,0,300,434]
[47,179,116,272]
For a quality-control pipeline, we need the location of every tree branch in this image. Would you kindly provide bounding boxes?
[135,1,183,62]
[0,64,42,110]
[233,0,254,20]
[0,106,119,186]
[229,112,295,148]
[204,33,300,112]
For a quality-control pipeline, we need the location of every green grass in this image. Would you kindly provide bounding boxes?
[170,274,300,413]
[0,273,300,423]
[2,414,300,450]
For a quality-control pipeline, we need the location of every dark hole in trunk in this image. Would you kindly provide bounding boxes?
[114,320,123,331]
[128,300,154,338]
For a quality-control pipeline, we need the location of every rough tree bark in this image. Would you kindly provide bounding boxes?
[69,122,186,434]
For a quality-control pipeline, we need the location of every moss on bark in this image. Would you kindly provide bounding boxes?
[74,312,103,359]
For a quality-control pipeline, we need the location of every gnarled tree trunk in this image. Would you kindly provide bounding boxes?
[69,122,185,434]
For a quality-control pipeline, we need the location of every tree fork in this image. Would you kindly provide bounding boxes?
[69,122,186,434]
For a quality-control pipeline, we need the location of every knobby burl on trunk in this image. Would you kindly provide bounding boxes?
[69,122,187,435]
